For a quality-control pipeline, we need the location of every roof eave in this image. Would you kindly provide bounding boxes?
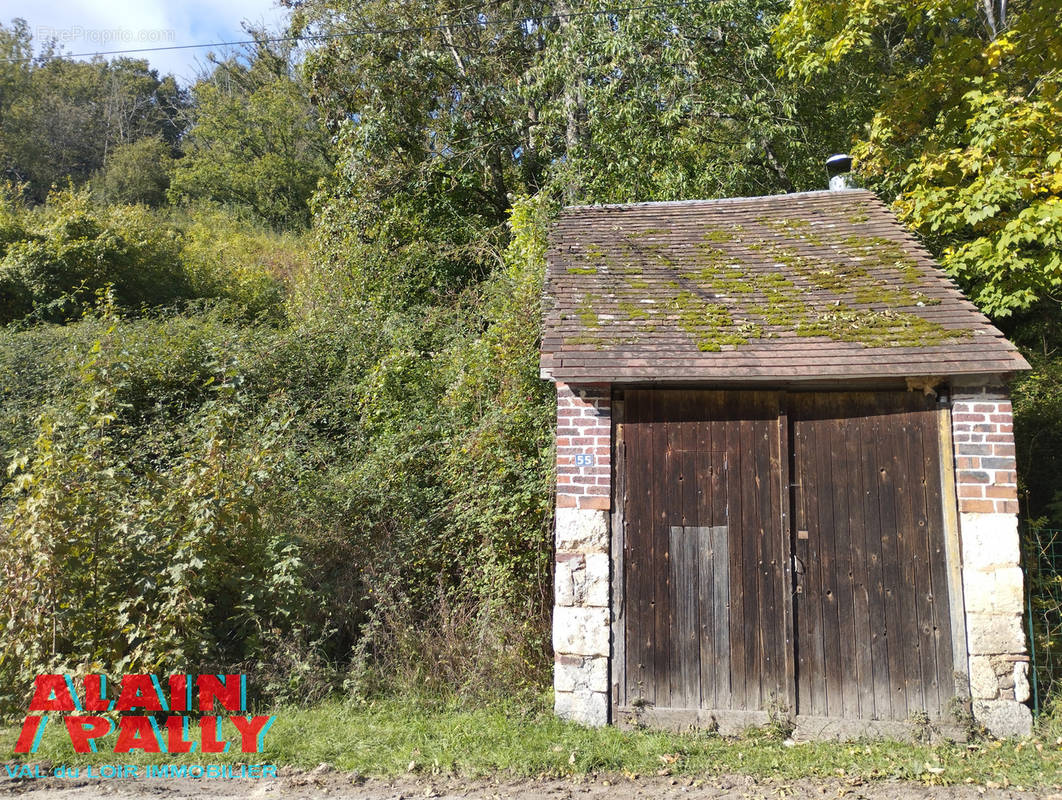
[540,359,1030,384]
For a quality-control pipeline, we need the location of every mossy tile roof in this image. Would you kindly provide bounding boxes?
[540,190,1029,382]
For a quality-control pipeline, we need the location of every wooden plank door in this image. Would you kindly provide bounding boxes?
[620,389,791,713]
[789,392,955,721]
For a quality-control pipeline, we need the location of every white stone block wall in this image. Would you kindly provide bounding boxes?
[553,382,611,725]
[952,385,1032,737]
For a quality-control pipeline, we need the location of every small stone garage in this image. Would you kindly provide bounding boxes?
[540,188,1032,738]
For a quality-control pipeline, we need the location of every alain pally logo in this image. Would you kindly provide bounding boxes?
[9,673,277,778]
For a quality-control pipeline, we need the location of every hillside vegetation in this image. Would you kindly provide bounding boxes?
[1,0,1060,716]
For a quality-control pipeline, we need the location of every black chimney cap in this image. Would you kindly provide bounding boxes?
[826,153,853,176]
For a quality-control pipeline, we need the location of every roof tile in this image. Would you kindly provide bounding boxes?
[540,190,1028,382]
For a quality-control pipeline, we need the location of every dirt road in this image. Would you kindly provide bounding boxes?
[2,766,1059,800]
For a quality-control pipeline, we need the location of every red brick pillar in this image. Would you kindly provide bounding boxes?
[555,383,611,511]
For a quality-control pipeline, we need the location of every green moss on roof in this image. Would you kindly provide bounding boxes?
[681,264,744,292]
[756,216,825,246]
[703,229,734,243]
[624,227,672,238]
[617,300,650,320]
[758,215,810,231]
[698,237,730,252]
[853,285,938,307]
[741,239,933,307]
[669,290,761,351]
[576,295,601,328]
[796,306,964,347]
[566,335,601,346]
[842,235,923,283]
[558,208,964,351]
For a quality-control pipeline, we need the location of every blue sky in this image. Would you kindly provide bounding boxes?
[0,0,290,84]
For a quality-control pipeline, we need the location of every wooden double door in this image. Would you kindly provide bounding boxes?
[615,389,957,722]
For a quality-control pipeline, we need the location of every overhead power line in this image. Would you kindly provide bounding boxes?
[0,0,712,64]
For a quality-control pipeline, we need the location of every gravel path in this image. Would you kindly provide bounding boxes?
[2,766,1060,800]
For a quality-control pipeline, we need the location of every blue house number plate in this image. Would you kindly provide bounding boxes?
[574,453,595,466]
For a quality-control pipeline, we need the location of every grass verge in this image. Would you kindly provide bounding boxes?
[1,694,1060,789]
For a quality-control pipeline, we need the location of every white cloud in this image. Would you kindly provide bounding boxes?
[0,0,290,84]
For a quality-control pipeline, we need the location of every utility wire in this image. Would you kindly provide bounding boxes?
[0,0,713,64]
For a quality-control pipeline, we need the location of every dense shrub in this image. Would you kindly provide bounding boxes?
[0,197,555,714]
[338,197,556,698]
[178,205,301,320]
[0,306,296,708]
[0,188,189,322]
[0,188,293,325]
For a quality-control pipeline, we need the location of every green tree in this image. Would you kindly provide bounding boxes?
[169,32,331,228]
[95,136,174,206]
[0,23,188,203]
[775,0,1062,317]
[295,0,548,309]
[0,20,32,130]
[528,0,857,203]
